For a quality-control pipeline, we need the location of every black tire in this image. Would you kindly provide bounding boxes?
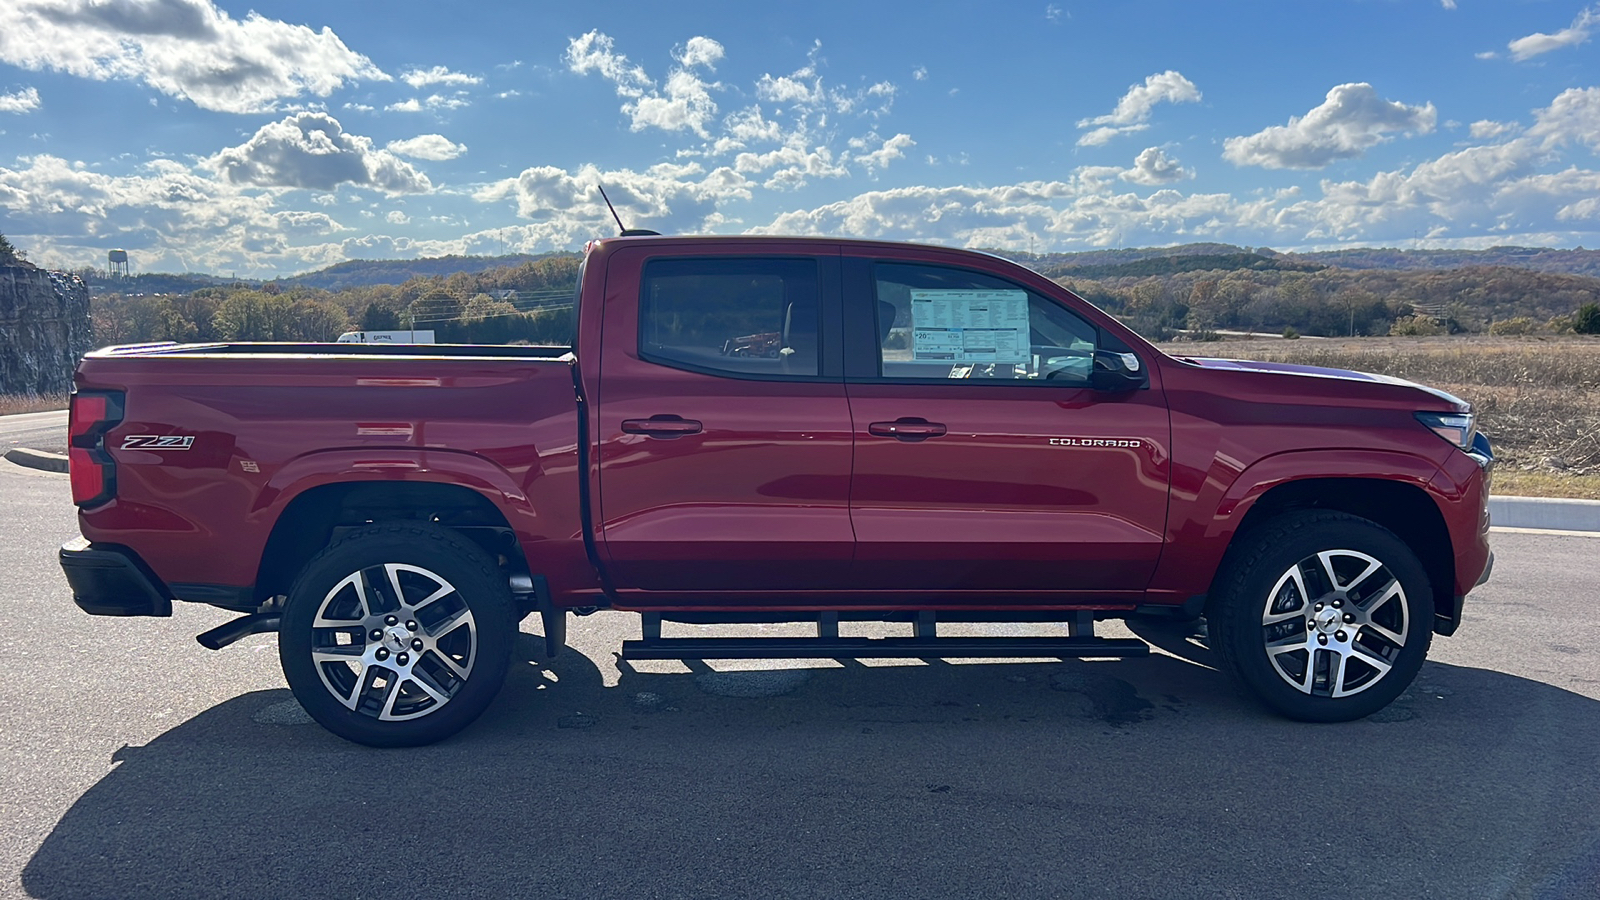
[1207,510,1433,722]
[279,522,516,747]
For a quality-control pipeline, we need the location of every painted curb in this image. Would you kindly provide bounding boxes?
[3,447,68,473]
[1489,496,1600,533]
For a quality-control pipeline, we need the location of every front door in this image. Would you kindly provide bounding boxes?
[843,257,1172,595]
[598,247,854,593]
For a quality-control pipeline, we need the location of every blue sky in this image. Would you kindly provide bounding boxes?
[2,0,1598,277]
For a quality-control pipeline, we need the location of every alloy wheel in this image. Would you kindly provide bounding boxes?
[309,563,478,721]
[1259,549,1410,698]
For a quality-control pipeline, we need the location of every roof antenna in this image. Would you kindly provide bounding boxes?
[596,183,660,237]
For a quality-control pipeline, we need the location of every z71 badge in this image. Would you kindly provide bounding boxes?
[120,435,196,451]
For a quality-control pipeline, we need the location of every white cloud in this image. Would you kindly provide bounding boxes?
[473,161,752,239]
[0,86,41,113]
[913,66,927,81]
[209,112,431,193]
[566,30,723,137]
[853,133,916,174]
[0,0,387,114]
[1508,6,1599,61]
[386,134,467,160]
[675,36,725,70]
[1046,4,1064,23]
[1441,0,1457,9]
[1528,86,1600,151]
[401,66,481,88]
[734,144,849,189]
[1121,147,1192,185]
[1076,71,1201,146]
[1222,83,1436,169]
[564,30,652,99]
[386,210,409,224]
[1469,119,1517,140]
[386,93,469,113]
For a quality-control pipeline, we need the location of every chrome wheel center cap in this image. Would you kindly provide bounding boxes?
[1314,607,1342,635]
[382,626,410,653]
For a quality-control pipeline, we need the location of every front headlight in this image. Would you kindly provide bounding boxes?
[1415,411,1476,451]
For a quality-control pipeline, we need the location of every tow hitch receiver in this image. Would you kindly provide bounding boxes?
[197,612,281,650]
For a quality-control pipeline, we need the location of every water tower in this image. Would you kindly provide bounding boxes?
[108,249,129,277]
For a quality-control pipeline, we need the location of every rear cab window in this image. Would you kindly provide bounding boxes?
[639,258,821,379]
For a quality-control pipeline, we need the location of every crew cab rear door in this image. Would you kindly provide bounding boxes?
[596,243,853,592]
[841,253,1172,594]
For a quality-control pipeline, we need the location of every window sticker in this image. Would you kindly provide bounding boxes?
[907,290,1029,364]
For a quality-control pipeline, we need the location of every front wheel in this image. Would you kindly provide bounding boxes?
[1208,511,1433,722]
[278,522,516,747]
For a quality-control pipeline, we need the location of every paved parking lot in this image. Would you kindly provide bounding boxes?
[2,457,1598,899]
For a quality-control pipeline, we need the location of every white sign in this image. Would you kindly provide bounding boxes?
[908,290,1029,364]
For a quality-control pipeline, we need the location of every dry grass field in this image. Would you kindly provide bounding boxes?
[1160,334,1600,499]
[0,394,67,416]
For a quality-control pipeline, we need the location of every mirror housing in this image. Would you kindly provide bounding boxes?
[1089,350,1148,392]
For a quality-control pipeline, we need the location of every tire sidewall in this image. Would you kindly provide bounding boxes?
[1214,514,1434,722]
[278,523,515,747]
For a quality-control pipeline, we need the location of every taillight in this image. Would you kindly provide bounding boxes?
[69,390,124,507]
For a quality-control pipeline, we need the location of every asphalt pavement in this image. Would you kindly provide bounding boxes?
[2,459,1599,899]
[0,410,66,456]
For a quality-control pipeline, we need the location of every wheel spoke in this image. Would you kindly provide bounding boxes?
[313,572,367,626]
[1290,648,1317,693]
[384,563,456,614]
[407,668,453,707]
[1326,648,1353,697]
[1262,568,1309,625]
[428,646,471,680]
[312,645,363,665]
[377,671,403,720]
[1360,579,1403,614]
[1267,632,1310,652]
[1362,620,1406,647]
[1342,555,1383,592]
[1348,641,1395,678]
[426,606,474,640]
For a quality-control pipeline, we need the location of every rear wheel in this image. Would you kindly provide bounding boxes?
[1208,511,1433,722]
[279,522,516,747]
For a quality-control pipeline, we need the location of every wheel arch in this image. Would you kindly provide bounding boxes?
[255,479,527,605]
[1217,476,1455,631]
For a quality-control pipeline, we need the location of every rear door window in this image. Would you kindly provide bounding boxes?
[640,258,820,378]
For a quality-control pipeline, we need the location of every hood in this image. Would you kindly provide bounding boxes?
[1178,356,1470,411]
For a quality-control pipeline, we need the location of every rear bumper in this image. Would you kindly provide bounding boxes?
[60,538,173,617]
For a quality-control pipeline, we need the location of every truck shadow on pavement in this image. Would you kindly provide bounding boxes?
[23,629,1600,900]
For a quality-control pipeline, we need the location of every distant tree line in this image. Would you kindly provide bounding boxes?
[1056,263,1600,339]
[90,255,581,347]
[84,248,1600,348]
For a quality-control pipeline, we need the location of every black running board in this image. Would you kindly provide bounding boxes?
[621,635,1149,661]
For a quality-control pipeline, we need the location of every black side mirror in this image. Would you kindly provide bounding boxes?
[1090,349,1147,392]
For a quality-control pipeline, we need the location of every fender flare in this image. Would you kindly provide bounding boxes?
[1150,448,1449,601]
[254,447,537,519]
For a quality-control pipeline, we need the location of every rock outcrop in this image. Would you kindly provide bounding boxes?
[0,265,93,395]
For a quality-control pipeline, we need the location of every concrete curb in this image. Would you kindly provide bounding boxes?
[1489,496,1600,533]
[4,444,1598,532]
[3,447,68,473]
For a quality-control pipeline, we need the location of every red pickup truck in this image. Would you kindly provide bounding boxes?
[60,235,1494,746]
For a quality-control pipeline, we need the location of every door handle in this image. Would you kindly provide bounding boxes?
[868,418,947,441]
[621,415,703,438]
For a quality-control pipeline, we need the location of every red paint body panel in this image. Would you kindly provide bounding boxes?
[69,235,1492,625]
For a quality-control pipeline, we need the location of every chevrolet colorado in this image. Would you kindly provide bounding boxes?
[60,235,1494,745]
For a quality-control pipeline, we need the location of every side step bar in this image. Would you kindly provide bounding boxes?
[621,611,1149,661]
